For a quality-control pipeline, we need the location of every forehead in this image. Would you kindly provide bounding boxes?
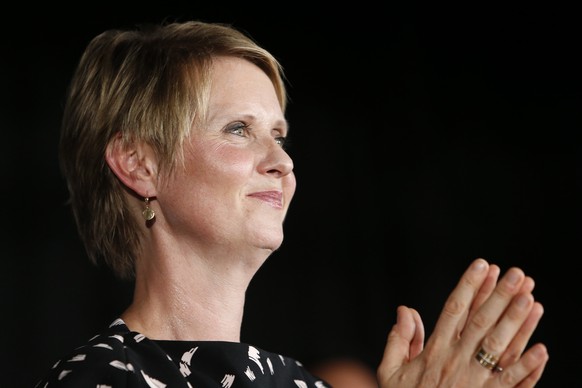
[206,56,286,127]
[209,56,274,96]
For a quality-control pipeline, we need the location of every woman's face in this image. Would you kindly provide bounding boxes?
[155,56,296,256]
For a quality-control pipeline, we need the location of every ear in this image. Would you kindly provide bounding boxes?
[105,132,159,198]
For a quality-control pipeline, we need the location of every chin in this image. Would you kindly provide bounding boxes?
[252,227,284,251]
[259,238,284,252]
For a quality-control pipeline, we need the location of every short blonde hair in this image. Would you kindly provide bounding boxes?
[60,20,287,279]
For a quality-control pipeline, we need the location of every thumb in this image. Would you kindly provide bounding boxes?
[377,306,425,382]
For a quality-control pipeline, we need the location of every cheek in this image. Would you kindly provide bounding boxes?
[194,145,255,188]
[216,146,254,173]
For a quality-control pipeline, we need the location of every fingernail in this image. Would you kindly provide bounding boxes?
[532,345,547,358]
[472,259,487,272]
[506,269,521,285]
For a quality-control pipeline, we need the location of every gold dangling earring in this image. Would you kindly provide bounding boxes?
[142,197,156,221]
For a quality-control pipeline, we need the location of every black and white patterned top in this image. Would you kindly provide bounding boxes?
[35,318,331,387]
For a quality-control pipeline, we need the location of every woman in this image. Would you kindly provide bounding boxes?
[37,20,548,387]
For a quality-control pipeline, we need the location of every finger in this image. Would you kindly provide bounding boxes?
[430,258,490,346]
[479,291,534,358]
[515,363,547,388]
[461,264,501,336]
[498,301,544,367]
[461,266,526,348]
[472,265,501,310]
[408,308,425,358]
[499,343,548,388]
[518,276,535,295]
[377,306,424,381]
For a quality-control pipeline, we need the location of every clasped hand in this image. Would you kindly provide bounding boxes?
[377,258,548,387]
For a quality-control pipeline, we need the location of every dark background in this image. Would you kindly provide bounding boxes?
[1,4,580,387]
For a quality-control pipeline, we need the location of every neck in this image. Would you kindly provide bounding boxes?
[121,238,270,342]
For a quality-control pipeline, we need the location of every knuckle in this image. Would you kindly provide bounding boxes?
[505,295,533,322]
[442,297,467,318]
[469,311,490,331]
[481,335,503,354]
[502,348,521,364]
[493,285,515,300]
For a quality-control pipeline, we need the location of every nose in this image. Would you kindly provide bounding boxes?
[259,140,294,178]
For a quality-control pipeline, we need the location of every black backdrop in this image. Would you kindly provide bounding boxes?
[1,4,580,387]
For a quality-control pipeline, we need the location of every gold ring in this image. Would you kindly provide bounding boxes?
[475,348,503,373]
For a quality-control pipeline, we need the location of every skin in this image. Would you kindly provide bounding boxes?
[106,56,295,342]
[377,259,549,387]
[106,55,549,386]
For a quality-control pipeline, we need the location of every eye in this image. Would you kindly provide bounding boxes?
[226,122,249,137]
[275,136,288,149]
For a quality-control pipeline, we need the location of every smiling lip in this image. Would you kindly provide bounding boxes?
[247,191,283,209]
